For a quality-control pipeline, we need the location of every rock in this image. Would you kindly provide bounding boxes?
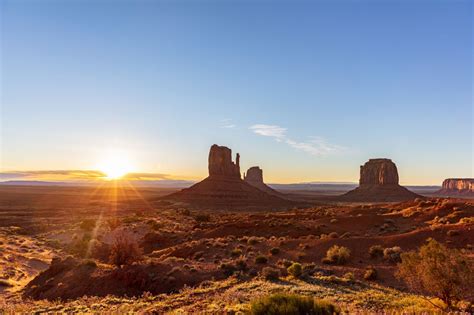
[208,145,240,179]
[164,145,296,208]
[438,178,474,196]
[341,158,420,202]
[359,159,399,187]
[243,167,263,185]
[244,166,282,197]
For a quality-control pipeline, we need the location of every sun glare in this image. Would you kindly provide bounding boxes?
[98,154,133,180]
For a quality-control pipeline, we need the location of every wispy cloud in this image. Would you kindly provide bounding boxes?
[249,124,287,141]
[249,124,345,156]
[219,119,236,129]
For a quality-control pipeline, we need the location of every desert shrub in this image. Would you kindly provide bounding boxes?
[396,238,474,310]
[269,247,280,255]
[231,248,243,257]
[235,258,248,271]
[364,267,377,280]
[70,233,98,257]
[80,219,96,231]
[106,217,121,231]
[250,293,339,315]
[383,246,402,263]
[194,214,210,222]
[255,255,268,264]
[247,237,259,245]
[343,272,355,281]
[261,267,280,281]
[147,220,164,231]
[287,262,302,278]
[220,263,236,277]
[323,245,350,265]
[109,231,143,268]
[369,245,384,258]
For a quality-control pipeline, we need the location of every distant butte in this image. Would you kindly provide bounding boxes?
[437,178,474,197]
[163,144,294,208]
[341,158,420,202]
[244,166,283,197]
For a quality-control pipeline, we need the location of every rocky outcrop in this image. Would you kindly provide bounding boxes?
[360,159,399,187]
[164,145,294,208]
[244,166,282,197]
[208,145,240,179]
[437,178,474,196]
[341,158,420,202]
[243,166,263,184]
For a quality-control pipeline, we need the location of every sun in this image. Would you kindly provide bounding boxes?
[98,154,133,180]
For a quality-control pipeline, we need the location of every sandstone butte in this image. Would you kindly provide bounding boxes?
[341,158,420,202]
[243,166,283,197]
[164,144,293,208]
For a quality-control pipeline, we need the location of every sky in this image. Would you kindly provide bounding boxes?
[0,0,472,185]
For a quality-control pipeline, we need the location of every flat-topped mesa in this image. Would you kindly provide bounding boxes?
[441,178,474,193]
[208,144,241,179]
[360,158,399,187]
[341,158,419,202]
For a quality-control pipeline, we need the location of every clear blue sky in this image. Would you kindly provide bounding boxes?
[1,0,472,184]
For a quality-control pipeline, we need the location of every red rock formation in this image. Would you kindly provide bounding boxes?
[244,166,282,197]
[360,159,399,187]
[438,178,474,196]
[165,145,294,208]
[208,145,240,179]
[342,158,419,202]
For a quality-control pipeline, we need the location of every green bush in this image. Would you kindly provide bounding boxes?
[250,293,339,315]
[383,246,402,263]
[109,231,143,268]
[323,245,350,265]
[269,247,280,255]
[247,237,259,245]
[396,238,474,310]
[255,255,268,264]
[287,262,302,278]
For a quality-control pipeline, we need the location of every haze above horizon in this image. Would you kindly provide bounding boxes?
[1,0,472,185]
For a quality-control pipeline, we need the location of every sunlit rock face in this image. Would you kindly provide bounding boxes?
[438,178,474,196]
[341,158,419,202]
[359,159,399,187]
[208,144,241,179]
[441,179,474,192]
